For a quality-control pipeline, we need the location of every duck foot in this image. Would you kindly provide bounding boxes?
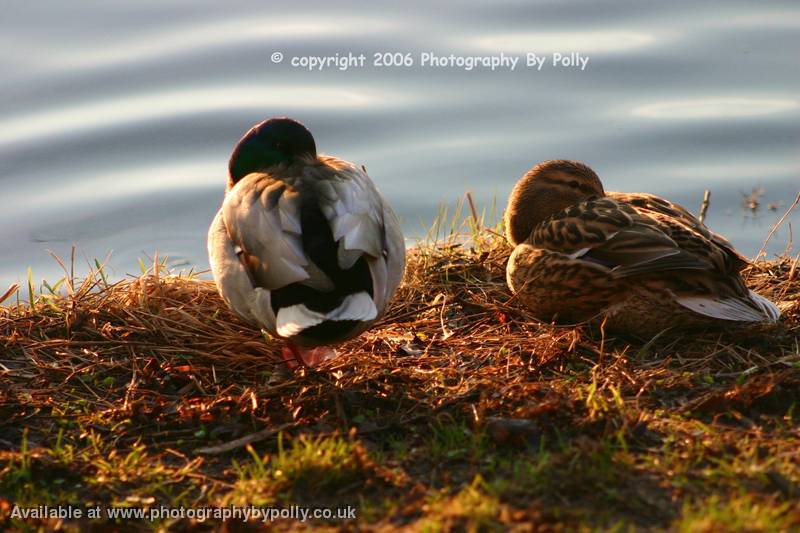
[281,344,338,368]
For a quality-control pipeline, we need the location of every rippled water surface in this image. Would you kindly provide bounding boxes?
[1,1,799,287]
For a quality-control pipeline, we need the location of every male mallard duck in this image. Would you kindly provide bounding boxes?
[504,160,780,336]
[208,118,405,367]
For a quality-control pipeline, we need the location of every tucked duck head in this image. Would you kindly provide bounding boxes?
[228,117,317,187]
[504,160,605,246]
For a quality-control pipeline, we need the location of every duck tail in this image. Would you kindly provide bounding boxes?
[747,290,781,322]
[275,292,377,338]
[676,290,780,323]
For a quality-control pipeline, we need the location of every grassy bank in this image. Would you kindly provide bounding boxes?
[1,216,799,531]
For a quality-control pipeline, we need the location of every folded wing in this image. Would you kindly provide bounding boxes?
[530,195,777,323]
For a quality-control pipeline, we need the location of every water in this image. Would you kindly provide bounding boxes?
[2,1,799,289]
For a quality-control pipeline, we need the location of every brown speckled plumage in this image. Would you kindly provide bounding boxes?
[505,160,780,337]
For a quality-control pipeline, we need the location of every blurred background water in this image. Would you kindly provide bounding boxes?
[1,0,798,289]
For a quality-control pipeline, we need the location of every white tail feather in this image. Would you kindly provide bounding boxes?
[747,290,781,322]
[677,291,780,323]
[275,291,377,338]
[329,292,377,321]
[276,305,325,337]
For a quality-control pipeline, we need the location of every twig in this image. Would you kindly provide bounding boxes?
[698,189,711,224]
[0,283,19,306]
[376,302,442,326]
[755,191,800,262]
[195,423,295,454]
[466,191,481,233]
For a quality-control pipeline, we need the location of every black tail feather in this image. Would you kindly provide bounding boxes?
[270,200,372,317]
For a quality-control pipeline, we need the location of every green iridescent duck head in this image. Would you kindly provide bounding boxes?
[228,117,317,188]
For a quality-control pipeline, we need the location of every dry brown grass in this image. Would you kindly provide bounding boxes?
[1,223,799,531]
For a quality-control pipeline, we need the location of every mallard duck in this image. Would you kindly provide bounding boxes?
[504,160,780,336]
[208,118,405,367]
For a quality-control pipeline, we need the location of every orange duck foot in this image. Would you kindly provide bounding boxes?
[281,343,339,368]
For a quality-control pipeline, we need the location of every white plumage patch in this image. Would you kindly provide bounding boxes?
[568,247,591,259]
[275,306,325,337]
[747,290,781,322]
[676,291,780,323]
[328,291,378,321]
[275,291,378,338]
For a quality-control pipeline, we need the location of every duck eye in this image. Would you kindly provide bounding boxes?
[568,180,580,189]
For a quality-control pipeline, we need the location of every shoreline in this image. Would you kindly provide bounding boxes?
[1,228,799,530]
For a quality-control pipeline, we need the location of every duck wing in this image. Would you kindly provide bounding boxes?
[304,156,405,315]
[610,192,749,271]
[531,197,711,277]
[311,156,391,267]
[530,195,778,322]
[220,158,391,291]
[208,172,318,332]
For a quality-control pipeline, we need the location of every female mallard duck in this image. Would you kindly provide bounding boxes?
[208,118,405,367]
[504,160,780,337]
